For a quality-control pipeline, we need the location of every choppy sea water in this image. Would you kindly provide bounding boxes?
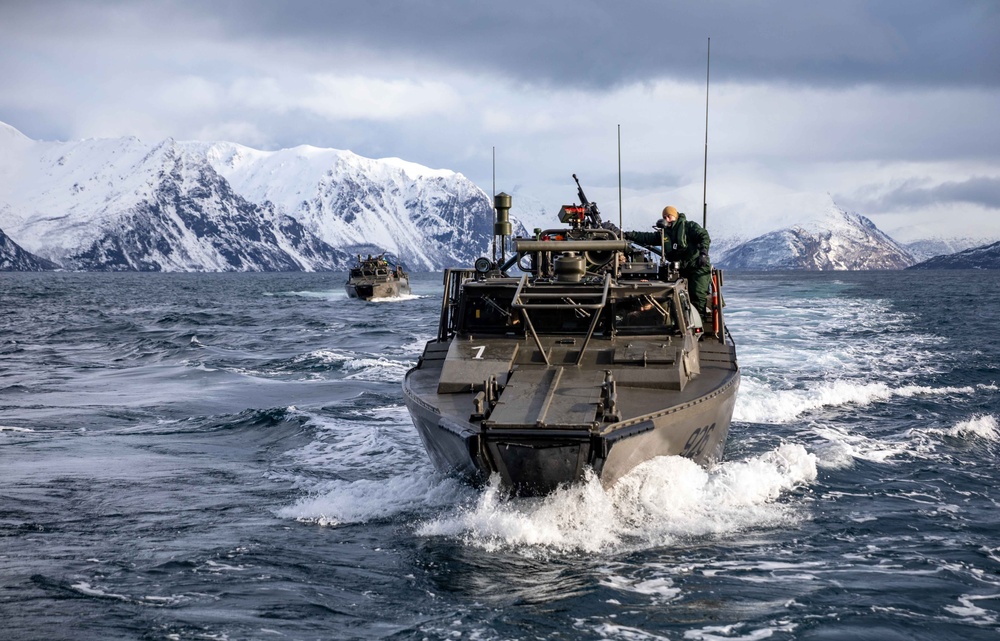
[2,270,998,640]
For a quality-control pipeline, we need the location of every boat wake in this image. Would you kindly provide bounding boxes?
[270,289,350,301]
[922,413,999,442]
[810,413,1000,468]
[369,293,423,302]
[736,378,996,425]
[311,349,414,381]
[277,471,474,527]
[362,408,986,554]
[278,402,820,553]
[414,443,818,554]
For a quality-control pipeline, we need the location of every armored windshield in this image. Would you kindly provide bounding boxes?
[612,292,679,335]
[459,290,524,335]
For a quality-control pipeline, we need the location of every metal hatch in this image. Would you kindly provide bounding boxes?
[482,367,605,430]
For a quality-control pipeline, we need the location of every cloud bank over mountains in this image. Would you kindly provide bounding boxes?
[1,1,998,244]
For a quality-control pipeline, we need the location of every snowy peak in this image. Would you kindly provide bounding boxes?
[0,121,32,146]
[717,199,916,270]
[66,146,350,271]
[0,122,495,272]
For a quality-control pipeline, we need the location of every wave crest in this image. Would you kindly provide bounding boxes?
[417,444,818,554]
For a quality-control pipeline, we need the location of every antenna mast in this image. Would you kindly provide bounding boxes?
[492,146,497,262]
[702,37,711,229]
[618,124,623,229]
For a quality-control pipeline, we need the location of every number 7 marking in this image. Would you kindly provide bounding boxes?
[471,345,486,360]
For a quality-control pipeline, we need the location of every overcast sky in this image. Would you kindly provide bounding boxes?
[2,0,998,242]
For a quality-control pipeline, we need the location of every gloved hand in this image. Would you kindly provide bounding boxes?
[600,220,622,236]
[698,252,711,268]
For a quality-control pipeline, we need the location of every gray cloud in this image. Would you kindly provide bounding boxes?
[213,0,1000,90]
[4,0,999,91]
[2,0,1000,241]
[872,176,1000,211]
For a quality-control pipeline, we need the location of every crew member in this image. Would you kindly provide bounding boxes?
[615,206,712,314]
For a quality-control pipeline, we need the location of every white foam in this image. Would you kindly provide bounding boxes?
[273,289,348,301]
[588,623,658,640]
[277,471,473,526]
[70,582,185,606]
[932,414,999,442]
[944,593,1000,626]
[736,378,981,425]
[811,425,911,467]
[368,293,423,302]
[682,622,798,640]
[416,444,818,553]
[891,412,1000,460]
[599,574,681,601]
[400,336,435,356]
[730,296,933,375]
[0,425,33,432]
[304,349,413,382]
[202,560,246,573]
[806,411,1000,469]
[71,582,130,601]
[282,405,425,478]
[343,356,413,382]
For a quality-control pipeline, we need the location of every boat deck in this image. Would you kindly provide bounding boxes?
[406,335,738,430]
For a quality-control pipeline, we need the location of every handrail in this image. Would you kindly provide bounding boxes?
[511,273,612,366]
[438,268,474,341]
[512,279,609,311]
[513,239,629,253]
[713,268,726,344]
[574,274,612,365]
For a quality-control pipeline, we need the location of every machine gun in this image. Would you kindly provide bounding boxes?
[559,174,604,229]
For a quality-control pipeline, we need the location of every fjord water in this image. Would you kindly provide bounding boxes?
[2,270,998,640]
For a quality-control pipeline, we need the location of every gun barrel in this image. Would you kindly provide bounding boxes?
[572,173,589,205]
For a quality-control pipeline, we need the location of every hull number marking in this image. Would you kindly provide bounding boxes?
[682,423,717,458]
[471,345,486,360]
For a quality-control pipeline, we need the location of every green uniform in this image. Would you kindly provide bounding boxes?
[627,213,712,313]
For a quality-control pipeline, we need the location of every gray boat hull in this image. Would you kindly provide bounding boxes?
[403,337,740,495]
[345,275,411,300]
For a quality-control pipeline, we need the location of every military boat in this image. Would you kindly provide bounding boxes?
[345,253,411,300]
[403,180,739,495]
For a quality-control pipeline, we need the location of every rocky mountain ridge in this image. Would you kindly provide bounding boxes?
[2,122,996,272]
[0,122,497,271]
[908,240,1000,269]
[0,228,59,271]
[715,200,916,270]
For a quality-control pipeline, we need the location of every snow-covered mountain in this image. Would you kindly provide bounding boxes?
[716,199,916,270]
[904,237,994,262]
[0,122,497,271]
[0,228,59,271]
[909,240,1000,269]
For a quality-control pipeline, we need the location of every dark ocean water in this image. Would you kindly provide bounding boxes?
[2,270,999,641]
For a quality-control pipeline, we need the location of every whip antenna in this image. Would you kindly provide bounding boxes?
[702,37,711,229]
[492,146,497,262]
[618,124,623,229]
